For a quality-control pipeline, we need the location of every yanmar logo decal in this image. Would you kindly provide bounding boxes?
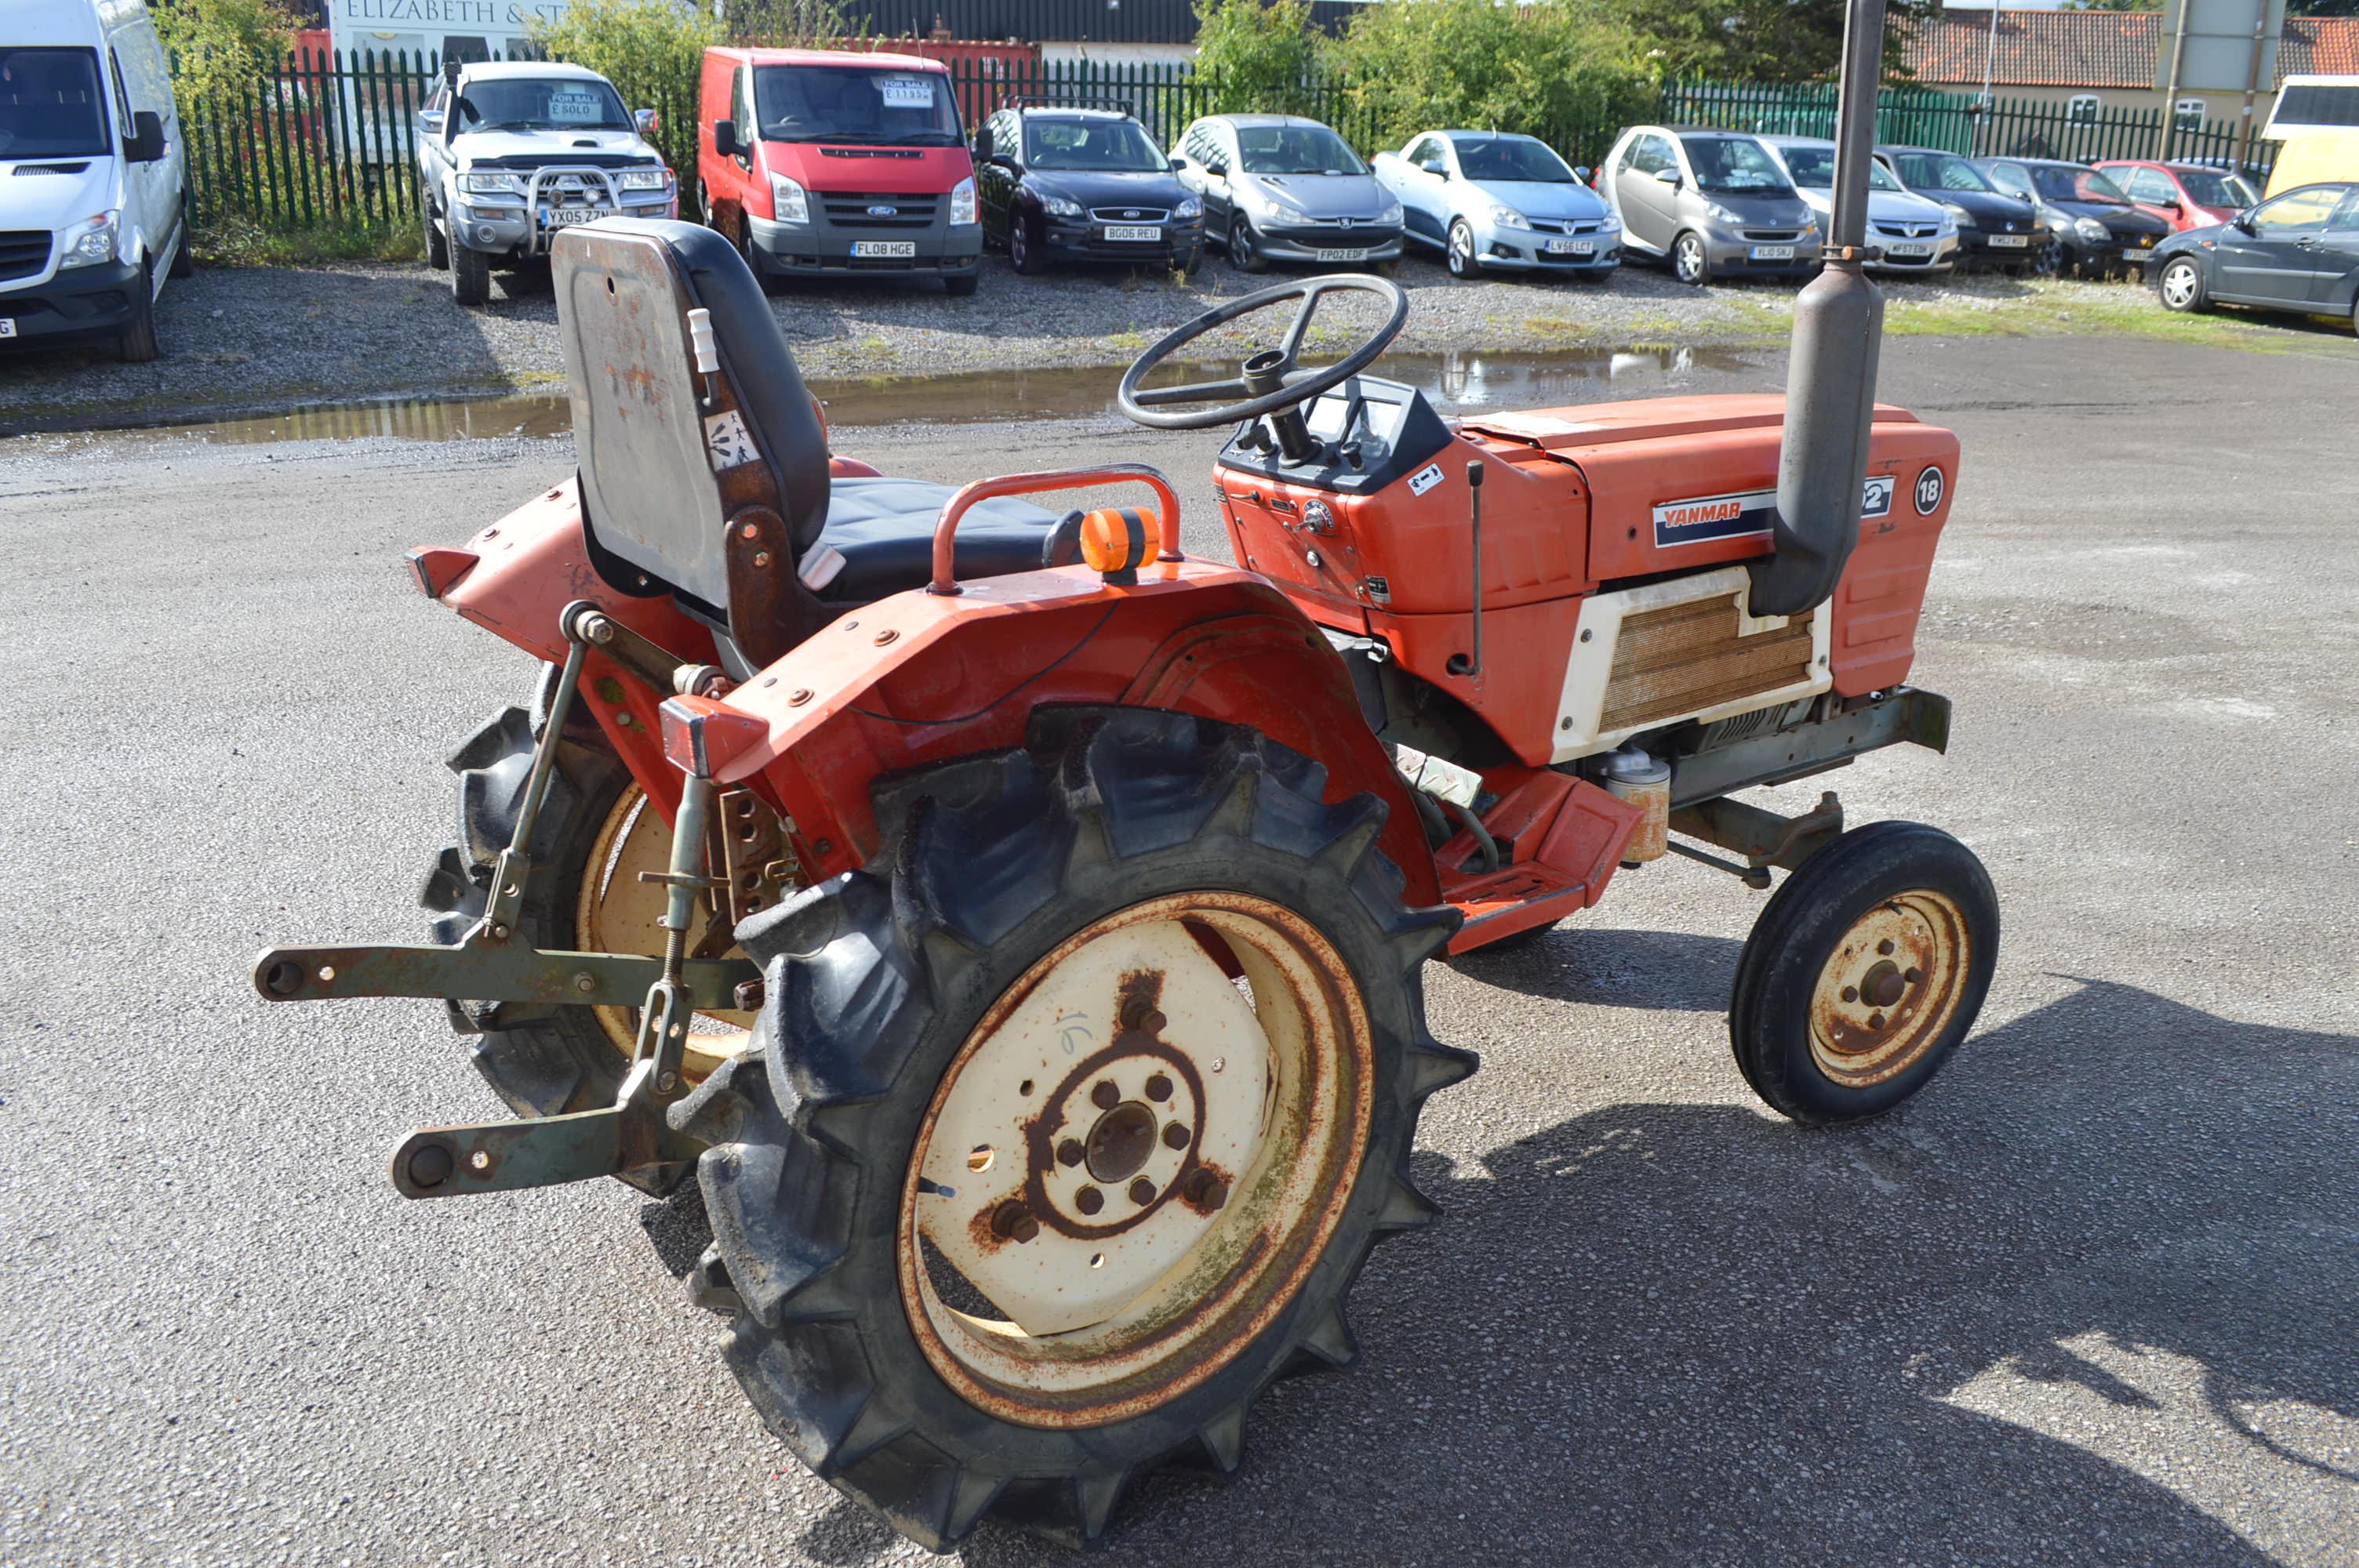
[1652,477,1895,548]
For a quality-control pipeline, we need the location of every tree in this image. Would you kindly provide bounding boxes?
[1193,0,1328,118]
[528,0,722,115]
[1609,0,1935,80]
[151,0,301,106]
[1330,0,1656,161]
[723,0,856,45]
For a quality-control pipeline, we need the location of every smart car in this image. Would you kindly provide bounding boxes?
[1598,124,1818,285]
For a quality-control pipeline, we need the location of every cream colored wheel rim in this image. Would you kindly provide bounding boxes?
[1807,889,1970,1089]
[575,784,754,1082]
[898,893,1374,1429]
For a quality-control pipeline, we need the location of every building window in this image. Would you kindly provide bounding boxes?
[2175,98,2208,129]
[2067,94,2100,124]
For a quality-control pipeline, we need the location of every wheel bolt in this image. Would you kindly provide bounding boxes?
[1129,1178,1156,1206]
[1145,1073,1172,1102]
[1056,1138,1085,1167]
[1181,1169,1228,1211]
[990,1200,1040,1243]
[1090,1080,1121,1110]
[1866,1013,1886,1031]
[1904,967,1924,985]
[1877,939,1896,956]
[1841,985,1859,1004]
[1075,1185,1104,1216]
[1119,996,1166,1035]
[1162,1123,1191,1150]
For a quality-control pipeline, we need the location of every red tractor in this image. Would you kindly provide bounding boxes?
[256,2,1992,1547]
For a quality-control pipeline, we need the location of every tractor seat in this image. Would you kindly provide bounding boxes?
[807,477,1069,603]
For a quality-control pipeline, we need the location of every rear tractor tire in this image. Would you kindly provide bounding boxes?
[1728,820,1998,1125]
[420,684,756,1192]
[677,709,1474,1550]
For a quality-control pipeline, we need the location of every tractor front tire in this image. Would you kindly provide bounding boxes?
[1728,820,1998,1125]
[680,709,1473,1550]
[420,687,754,1192]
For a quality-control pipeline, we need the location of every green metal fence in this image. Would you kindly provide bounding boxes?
[180,52,2279,240]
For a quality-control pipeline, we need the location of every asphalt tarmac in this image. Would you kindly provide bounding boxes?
[3,332,2355,1566]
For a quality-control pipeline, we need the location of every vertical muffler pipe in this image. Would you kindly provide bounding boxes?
[1750,0,1888,619]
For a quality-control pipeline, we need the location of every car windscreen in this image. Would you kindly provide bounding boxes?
[2177,167,2255,208]
[1023,118,1165,172]
[1892,152,1995,194]
[0,48,109,159]
[2031,165,2129,205]
[1452,136,1576,183]
[1776,145,1902,191]
[1681,136,1792,195]
[754,65,960,147]
[458,77,631,132]
[1236,123,1365,176]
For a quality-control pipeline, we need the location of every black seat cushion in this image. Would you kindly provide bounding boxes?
[809,477,1067,601]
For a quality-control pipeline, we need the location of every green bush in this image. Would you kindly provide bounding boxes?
[527,0,720,115]
[1330,0,1656,165]
[723,0,854,45]
[153,0,302,107]
[1192,0,1327,118]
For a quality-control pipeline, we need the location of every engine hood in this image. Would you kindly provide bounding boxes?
[1703,189,1816,227]
[1244,171,1391,222]
[1939,188,2038,231]
[0,158,115,234]
[1028,169,1191,212]
[1472,178,1610,223]
[763,141,973,195]
[454,128,660,168]
[2048,199,2169,237]
[1796,187,1949,227]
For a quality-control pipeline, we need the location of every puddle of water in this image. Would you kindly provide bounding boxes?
[16,344,1765,450]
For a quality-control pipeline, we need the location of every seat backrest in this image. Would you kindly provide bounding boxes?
[552,220,831,659]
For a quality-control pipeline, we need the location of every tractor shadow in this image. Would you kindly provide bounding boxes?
[648,972,2359,1564]
[1447,924,1745,1014]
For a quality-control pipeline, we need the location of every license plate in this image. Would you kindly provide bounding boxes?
[0,320,15,339]
[1987,234,2030,248]
[852,241,917,258]
[1313,248,1367,262]
[1887,242,1934,257]
[2123,246,2152,261]
[1748,245,1795,260]
[1103,225,1161,242]
[1544,239,1595,256]
[542,207,596,227]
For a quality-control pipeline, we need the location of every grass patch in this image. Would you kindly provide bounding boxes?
[193,214,424,268]
[1881,277,2353,354]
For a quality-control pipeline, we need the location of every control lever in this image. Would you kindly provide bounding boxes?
[1467,459,1485,677]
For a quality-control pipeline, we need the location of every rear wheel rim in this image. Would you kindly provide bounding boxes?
[897,892,1375,1428]
[2161,262,2198,308]
[576,782,754,1080]
[1806,889,1970,1089]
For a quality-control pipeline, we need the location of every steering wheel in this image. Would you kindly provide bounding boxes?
[1116,274,1409,431]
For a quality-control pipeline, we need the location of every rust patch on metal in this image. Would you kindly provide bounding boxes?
[1807,890,1970,1088]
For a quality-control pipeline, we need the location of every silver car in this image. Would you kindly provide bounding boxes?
[1600,124,1819,285]
[1756,135,1959,276]
[1173,114,1404,272]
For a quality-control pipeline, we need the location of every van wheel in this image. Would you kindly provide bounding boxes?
[422,196,449,270]
[1673,230,1710,285]
[452,241,490,306]
[116,258,160,362]
[168,206,196,279]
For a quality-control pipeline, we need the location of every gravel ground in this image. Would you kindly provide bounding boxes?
[3,333,2356,1566]
[0,248,2268,434]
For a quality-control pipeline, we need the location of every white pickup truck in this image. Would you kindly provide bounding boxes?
[416,60,677,305]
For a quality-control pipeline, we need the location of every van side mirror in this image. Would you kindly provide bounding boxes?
[713,118,740,160]
[634,107,659,136]
[971,126,993,158]
[125,110,165,164]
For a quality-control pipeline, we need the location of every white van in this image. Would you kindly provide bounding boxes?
[0,0,187,361]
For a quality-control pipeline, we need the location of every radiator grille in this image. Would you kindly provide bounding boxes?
[1600,596,1814,733]
[0,230,51,282]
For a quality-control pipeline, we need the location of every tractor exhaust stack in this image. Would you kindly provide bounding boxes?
[1752,0,1889,619]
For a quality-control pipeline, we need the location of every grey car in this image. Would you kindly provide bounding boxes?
[1599,123,1819,285]
[1173,114,1404,272]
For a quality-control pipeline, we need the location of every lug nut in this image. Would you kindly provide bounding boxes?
[1904,967,1924,985]
[1877,939,1896,956]
[574,971,597,994]
[1866,1013,1886,1031]
[1090,1080,1121,1110]
[1162,1123,1191,1150]
[1144,1073,1172,1102]
[1181,1169,1228,1211]
[1056,1137,1085,1167]
[1129,1178,1156,1206]
[1075,1185,1104,1216]
[990,1200,1040,1243]
[1841,985,1859,1004]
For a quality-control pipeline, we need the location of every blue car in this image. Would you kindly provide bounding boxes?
[972,103,1205,277]
[1372,129,1622,279]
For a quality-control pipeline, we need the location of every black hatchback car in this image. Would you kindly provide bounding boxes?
[972,103,1205,275]
[1874,145,2042,270]
[1974,157,2172,278]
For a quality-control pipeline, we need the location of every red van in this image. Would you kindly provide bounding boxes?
[698,48,980,296]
